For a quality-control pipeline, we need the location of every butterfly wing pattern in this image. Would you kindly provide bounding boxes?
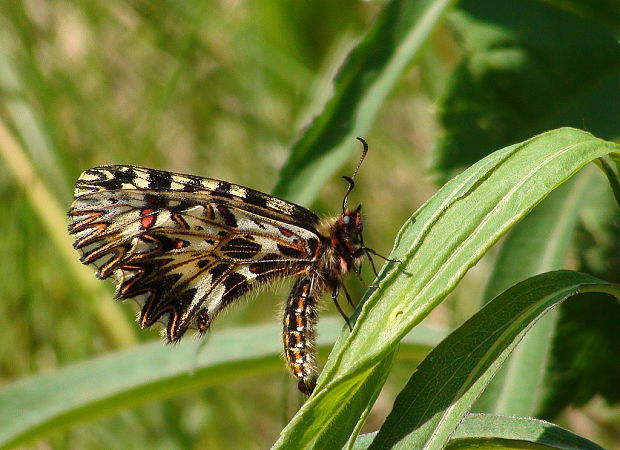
[68,164,367,395]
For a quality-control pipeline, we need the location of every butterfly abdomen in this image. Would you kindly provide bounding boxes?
[283,276,320,395]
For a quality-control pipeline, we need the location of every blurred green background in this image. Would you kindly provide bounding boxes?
[2,0,620,448]
[0,1,439,448]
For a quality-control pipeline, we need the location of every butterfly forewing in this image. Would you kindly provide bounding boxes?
[69,165,322,341]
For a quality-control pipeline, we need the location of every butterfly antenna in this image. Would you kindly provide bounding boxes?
[342,137,369,213]
[352,137,369,180]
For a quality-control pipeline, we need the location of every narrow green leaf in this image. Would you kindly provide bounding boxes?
[0,44,136,348]
[274,128,620,448]
[314,351,397,450]
[369,271,620,449]
[0,322,284,448]
[272,0,457,204]
[446,414,604,450]
[353,414,605,450]
[474,169,595,415]
[0,318,442,448]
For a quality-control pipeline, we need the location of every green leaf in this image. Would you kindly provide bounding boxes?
[369,271,620,449]
[311,351,398,450]
[272,0,457,205]
[433,0,620,178]
[273,128,620,448]
[353,414,605,450]
[445,414,605,450]
[474,169,595,415]
[0,322,285,448]
[0,318,443,448]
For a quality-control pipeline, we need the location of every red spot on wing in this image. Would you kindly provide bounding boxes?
[140,209,157,229]
[279,227,294,237]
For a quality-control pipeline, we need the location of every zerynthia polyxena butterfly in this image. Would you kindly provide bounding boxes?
[68,138,385,395]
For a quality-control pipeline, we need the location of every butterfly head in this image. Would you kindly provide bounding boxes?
[333,138,369,273]
[340,204,363,245]
[330,204,365,276]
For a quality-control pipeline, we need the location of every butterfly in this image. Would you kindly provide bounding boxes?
[68,138,382,395]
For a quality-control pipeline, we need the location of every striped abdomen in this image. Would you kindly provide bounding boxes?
[283,277,319,395]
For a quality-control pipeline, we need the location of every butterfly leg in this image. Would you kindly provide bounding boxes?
[331,284,352,331]
[341,283,355,309]
[283,276,319,396]
[358,233,400,278]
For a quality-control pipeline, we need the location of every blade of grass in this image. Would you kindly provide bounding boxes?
[273,128,620,448]
[0,118,136,347]
[0,317,443,448]
[0,34,136,347]
[272,0,457,205]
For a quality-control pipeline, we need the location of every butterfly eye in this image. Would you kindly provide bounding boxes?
[343,215,352,225]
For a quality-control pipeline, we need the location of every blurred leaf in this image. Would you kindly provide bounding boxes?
[274,129,620,448]
[272,0,457,205]
[542,293,620,418]
[0,318,442,448]
[433,0,620,178]
[594,157,620,209]
[539,178,620,418]
[474,170,594,415]
[542,0,620,28]
[368,271,620,449]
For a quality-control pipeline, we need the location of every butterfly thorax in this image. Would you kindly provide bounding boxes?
[315,206,364,283]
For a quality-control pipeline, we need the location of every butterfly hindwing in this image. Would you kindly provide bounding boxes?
[68,165,323,341]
